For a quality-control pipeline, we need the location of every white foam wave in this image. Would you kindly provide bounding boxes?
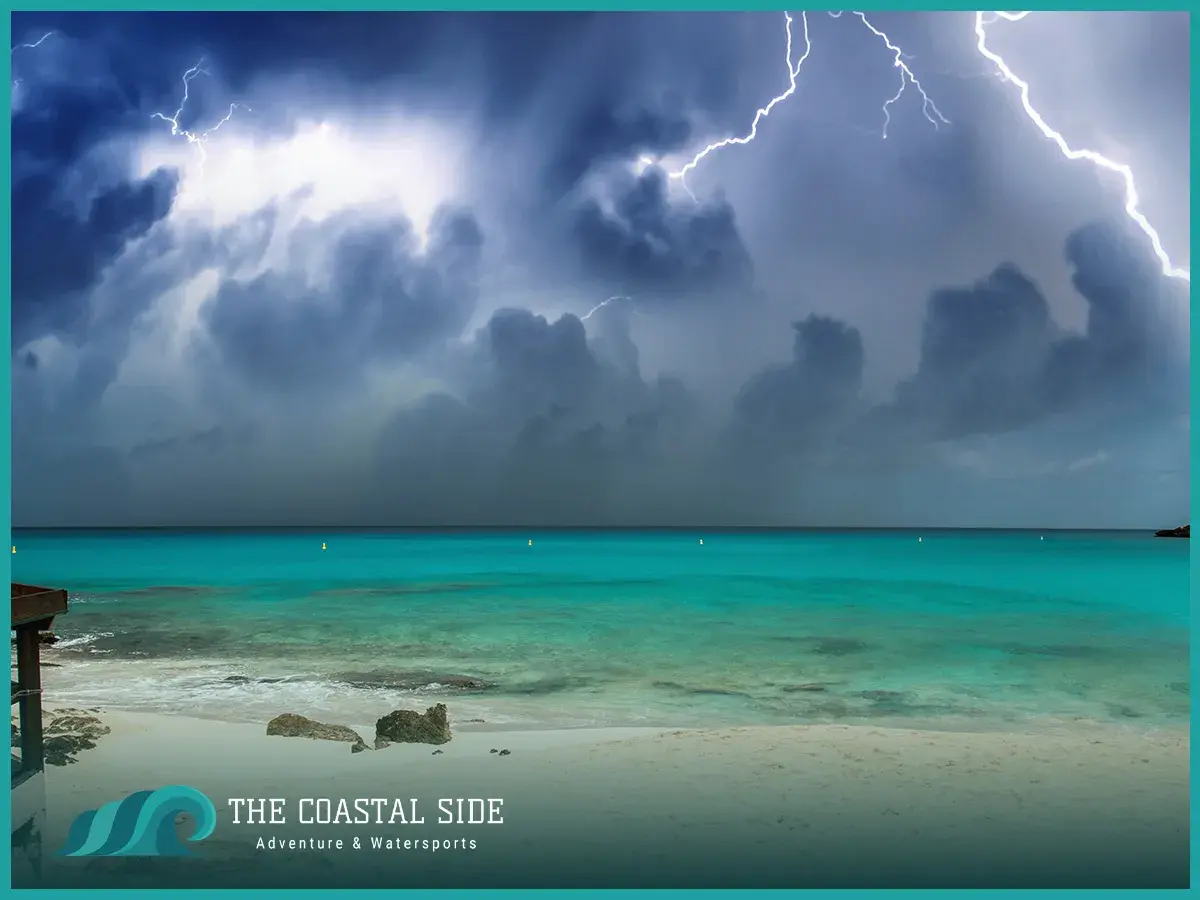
[36,658,614,728]
[51,632,116,650]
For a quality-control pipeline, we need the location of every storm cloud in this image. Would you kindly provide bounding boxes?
[10,11,1189,527]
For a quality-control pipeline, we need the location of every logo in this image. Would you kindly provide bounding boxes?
[59,785,217,857]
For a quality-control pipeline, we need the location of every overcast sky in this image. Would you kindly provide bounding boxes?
[11,11,1190,528]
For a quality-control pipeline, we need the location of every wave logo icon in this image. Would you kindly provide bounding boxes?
[59,785,217,857]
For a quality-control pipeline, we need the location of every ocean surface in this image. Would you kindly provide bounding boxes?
[10,529,1190,731]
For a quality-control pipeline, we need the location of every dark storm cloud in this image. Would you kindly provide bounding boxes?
[12,82,133,168]
[889,262,1056,439]
[513,40,765,303]
[12,168,178,344]
[204,207,484,393]
[13,12,593,95]
[734,315,866,453]
[881,220,1187,443]
[568,170,756,302]
[543,96,693,197]
[373,307,702,525]
[12,11,766,333]
[365,217,1184,527]
[15,12,710,144]
[10,27,182,348]
[1043,222,1185,414]
[716,218,1186,464]
[9,12,1189,527]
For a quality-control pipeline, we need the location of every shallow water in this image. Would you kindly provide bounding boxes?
[13,529,1189,729]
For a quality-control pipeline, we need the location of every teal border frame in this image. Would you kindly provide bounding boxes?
[2,4,1194,897]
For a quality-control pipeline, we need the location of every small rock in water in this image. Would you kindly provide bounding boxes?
[859,690,906,702]
[489,748,498,754]
[498,749,511,757]
[432,749,443,755]
[812,637,870,657]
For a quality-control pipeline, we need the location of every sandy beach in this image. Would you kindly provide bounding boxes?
[19,704,1190,889]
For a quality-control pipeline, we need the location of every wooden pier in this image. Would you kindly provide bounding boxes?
[11,582,69,879]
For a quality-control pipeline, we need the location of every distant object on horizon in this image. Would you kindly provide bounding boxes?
[1154,524,1190,539]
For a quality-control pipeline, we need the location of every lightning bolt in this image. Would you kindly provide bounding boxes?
[10,31,54,91]
[12,31,53,55]
[668,12,949,197]
[582,295,642,321]
[974,11,1189,283]
[151,59,249,170]
[667,12,812,199]
[665,10,1185,284]
[832,11,949,139]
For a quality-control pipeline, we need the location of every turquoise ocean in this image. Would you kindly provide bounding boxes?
[10,529,1190,731]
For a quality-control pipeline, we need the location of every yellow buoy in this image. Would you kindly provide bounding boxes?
[528,539,533,547]
[699,539,703,545]
[321,542,327,551]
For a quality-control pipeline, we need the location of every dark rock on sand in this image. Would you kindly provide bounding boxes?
[41,709,111,765]
[498,749,511,757]
[1155,524,1189,538]
[266,713,368,753]
[782,683,829,693]
[374,703,451,749]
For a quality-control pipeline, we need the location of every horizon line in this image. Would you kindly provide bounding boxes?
[9,525,1175,534]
